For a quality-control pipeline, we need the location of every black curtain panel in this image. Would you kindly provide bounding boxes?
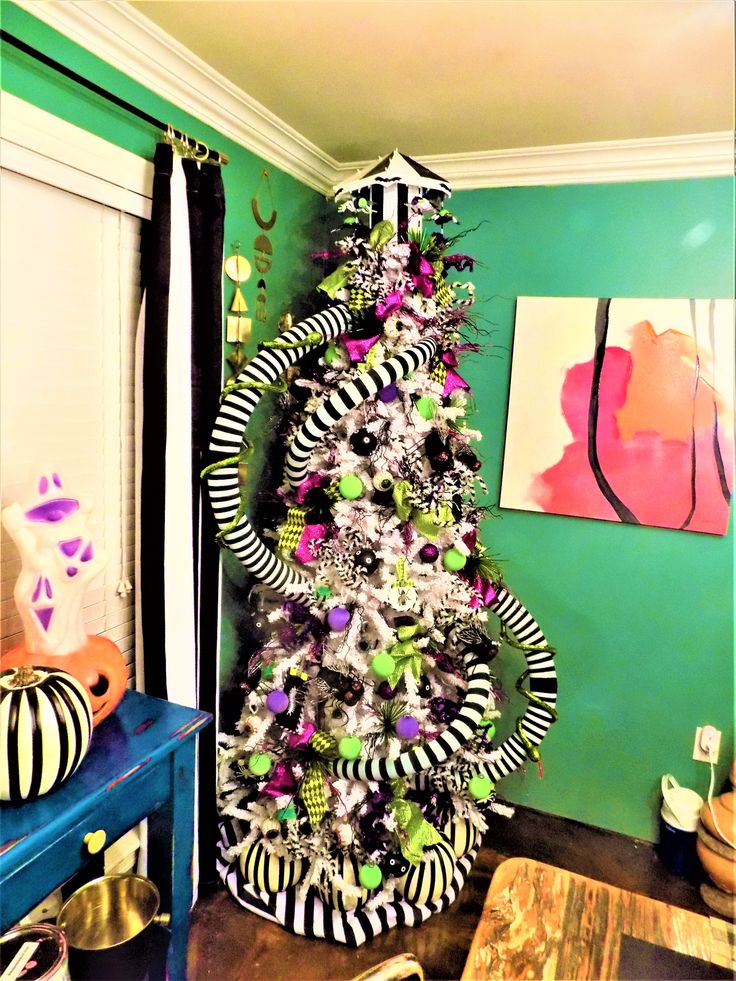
[137,142,225,889]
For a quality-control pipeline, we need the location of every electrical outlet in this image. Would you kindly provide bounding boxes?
[693,725,721,763]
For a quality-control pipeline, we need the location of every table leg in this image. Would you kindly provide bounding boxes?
[149,739,196,981]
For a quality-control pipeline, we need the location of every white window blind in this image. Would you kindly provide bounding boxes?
[0,169,141,685]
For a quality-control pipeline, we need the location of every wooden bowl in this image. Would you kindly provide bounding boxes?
[697,822,735,893]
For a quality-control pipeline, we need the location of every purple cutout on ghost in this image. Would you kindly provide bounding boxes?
[59,537,82,557]
[66,567,78,577]
[44,578,52,598]
[25,498,79,523]
[52,473,62,487]
[39,476,48,495]
[35,608,54,631]
[32,578,42,603]
[80,542,94,562]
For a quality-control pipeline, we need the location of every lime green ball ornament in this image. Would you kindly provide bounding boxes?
[468,774,494,800]
[443,548,467,571]
[248,752,273,777]
[479,719,496,739]
[415,396,437,421]
[338,473,364,500]
[371,651,396,678]
[338,735,363,760]
[359,863,383,890]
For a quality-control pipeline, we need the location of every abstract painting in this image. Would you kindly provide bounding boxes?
[500,296,735,535]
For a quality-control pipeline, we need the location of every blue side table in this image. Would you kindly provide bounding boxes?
[0,690,212,980]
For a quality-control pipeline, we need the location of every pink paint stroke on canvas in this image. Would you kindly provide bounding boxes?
[529,299,733,535]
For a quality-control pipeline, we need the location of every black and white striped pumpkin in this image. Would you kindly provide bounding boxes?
[239,838,305,893]
[395,833,456,905]
[443,816,479,857]
[317,851,368,912]
[0,664,93,804]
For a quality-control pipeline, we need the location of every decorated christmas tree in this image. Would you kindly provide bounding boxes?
[204,152,558,944]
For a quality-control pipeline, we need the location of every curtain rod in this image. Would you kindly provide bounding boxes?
[0,29,229,166]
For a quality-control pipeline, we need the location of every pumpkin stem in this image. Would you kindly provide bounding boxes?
[7,664,42,688]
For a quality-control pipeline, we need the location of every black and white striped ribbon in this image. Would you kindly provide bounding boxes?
[205,306,350,592]
[283,337,438,488]
[328,586,556,782]
[217,816,479,947]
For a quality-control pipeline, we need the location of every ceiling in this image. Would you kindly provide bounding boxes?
[127,0,734,163]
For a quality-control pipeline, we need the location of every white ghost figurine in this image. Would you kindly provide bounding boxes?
[2,469,106,657]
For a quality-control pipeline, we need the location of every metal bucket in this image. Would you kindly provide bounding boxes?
[56,875,169,981]
[0,923,69,981]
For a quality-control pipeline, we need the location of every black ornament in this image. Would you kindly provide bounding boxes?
[350,428,378,456]
[456,447,482,472]
[418,675,432,699]
[372,489,394,507]
[354,548,380,575]
[380,852,410,878]
[424,430,454,473]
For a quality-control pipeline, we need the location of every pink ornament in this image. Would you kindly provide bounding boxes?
[396,715,420,740]
[327,606,351,631]
[266,689,289,714]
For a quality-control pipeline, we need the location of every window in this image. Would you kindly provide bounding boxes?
[0,169,142,684]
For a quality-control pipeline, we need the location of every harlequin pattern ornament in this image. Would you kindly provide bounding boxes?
[349,428,378,456]
[395,834,456,905]
[240,839,305,893]
[0,664,93,803]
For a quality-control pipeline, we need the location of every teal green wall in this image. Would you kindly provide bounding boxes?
[4,3,732,843]
[0,2,325,687]
[454,180,734,840]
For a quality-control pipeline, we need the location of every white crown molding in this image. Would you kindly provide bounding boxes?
[0,90,153,218]
[12,0,735,195]
[12,0,343,194]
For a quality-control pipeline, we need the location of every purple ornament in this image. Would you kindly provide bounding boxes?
[429,696,459,724]
[418,543,439,563]
[395,715,420,740]
[327,606,351,631]
[265,689,289,714]
[378,383,398,403]
[377,680,396,700]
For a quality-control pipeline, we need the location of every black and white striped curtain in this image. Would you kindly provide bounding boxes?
[135,141,224,886]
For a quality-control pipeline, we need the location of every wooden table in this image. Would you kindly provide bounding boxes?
[462,857,734,980]
[0,690,211,981]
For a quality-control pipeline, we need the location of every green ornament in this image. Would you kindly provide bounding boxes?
[468,774,494,800]
[314,585,332,599]
[338,473,364,500]
[277,804,297,821]
[338,735,363,760]
[324,343,339,365]
[358,863,383,890]
[261,663,274,679]
[479,719,496,739]
[371,651,396,678]
[248,752,273,777]
[443,548,467,571]
[415,396,437,420]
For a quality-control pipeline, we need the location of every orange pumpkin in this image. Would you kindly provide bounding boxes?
[0,635,127,726]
